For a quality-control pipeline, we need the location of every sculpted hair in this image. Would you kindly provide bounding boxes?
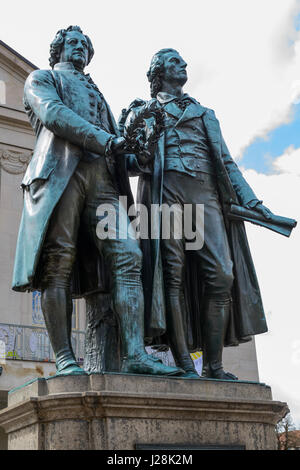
[147,48,178,98]
[49,25,94,68]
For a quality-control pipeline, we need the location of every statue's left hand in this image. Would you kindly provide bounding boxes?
[252,203,273,220]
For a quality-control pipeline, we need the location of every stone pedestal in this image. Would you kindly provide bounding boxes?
[0,374,288,450]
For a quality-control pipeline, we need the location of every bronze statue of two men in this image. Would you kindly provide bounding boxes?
[12,26,275,380]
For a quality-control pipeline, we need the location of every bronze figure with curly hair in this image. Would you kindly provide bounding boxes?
[49,25,94,68]
[147,48,178,97]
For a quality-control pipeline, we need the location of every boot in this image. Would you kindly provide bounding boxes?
[113,277,183,376]
[121,352,185,376]
[201,296,238,380]
[41,287,86,376]
[165,291,200,378]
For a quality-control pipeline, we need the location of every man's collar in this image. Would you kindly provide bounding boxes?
[156,92,177,104]
[156,91,199,105]
[53,62,85,75]
[54,62,76,71]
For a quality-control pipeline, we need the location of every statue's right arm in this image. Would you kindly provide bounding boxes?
[24,70,114,155]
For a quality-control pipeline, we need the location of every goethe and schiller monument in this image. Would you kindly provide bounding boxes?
[1,25,295,450]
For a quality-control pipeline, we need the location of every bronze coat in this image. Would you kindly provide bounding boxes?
[12,64,134,296]
[136,103,268,348]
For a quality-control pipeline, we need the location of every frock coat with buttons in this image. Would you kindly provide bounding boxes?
[12,62,134,296]
[133,96,268,349]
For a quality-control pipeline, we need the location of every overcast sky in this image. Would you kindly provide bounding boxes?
[2,0,300,425]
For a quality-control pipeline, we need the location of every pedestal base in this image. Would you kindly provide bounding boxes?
[0,374,288,450]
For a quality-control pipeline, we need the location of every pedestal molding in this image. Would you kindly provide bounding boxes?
[0,389,288,434]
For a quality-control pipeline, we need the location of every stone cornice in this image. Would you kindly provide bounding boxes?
[0,392,289,435]
[0,42,37,82]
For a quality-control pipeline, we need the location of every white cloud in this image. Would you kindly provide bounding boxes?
[243,149,300,425]
[272,145,300,175]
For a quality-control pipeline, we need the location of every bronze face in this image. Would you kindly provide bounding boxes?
[162,51,188,86]
[59,30,89,71]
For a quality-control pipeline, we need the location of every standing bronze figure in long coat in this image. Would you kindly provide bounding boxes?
[12,30,181,377]
[122,49,273,379]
